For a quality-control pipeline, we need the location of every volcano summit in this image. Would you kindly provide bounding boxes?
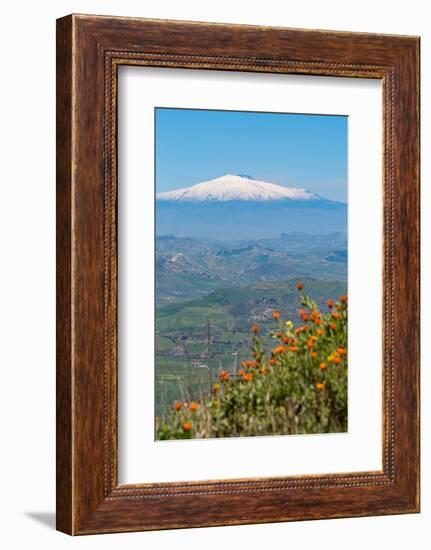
[156,174,327,203]
[156,174,346,239]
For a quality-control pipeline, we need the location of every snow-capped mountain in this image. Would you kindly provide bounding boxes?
[156,174,346,239]
[157,174,326,203]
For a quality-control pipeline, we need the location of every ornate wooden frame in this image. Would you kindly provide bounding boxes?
[56,14,420,535]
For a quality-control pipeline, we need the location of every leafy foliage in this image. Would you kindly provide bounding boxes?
[156,285,348,440]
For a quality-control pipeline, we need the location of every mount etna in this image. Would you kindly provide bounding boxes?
[156,174,347,239]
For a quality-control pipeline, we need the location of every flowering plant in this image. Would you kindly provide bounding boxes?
[156,285,347,440]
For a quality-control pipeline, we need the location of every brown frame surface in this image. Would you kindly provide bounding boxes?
[56,14,420,535]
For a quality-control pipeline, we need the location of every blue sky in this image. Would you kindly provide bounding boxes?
[155,108,348,202]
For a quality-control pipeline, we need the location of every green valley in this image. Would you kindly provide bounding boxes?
[155,270,347,417]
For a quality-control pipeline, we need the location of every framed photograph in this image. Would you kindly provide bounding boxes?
[56,14,420,534]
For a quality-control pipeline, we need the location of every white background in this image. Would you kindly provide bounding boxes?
[0,1,428,548]
[119,67,382,483]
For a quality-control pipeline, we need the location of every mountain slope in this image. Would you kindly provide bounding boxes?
[156,174,346,239]
[156,233,347,304]
[157,174,329,203]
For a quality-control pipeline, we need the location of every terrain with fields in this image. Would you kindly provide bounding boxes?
[155,232,347,417]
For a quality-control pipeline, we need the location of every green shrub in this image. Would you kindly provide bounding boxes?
[156,284,348,440]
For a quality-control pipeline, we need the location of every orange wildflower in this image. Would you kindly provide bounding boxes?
[182,422,192,432]
[337,347,347,356]
[310,351,318,358]
[189,402,200,412]
[288,346,299,352]
[271,345,287,355]
[316,328,324,336]
[307,338,315,349]
[333,356,341,364]
[296,282,304,290]
[241,360,247,368]
[174,402,183,411]
[251,324,260,334]
[316,382,326,391]
[220,370,229,382]
[329,322,337,330]
[294,327,303,334]
[269,358,276,366]
[319,362,328,370]
[244,373,254,382]
[327,299,335,309]
[239,369,245,376]
[273,310,280,321]
[340,295,348,303]
[298,309,307,320]
[331,311,341,320]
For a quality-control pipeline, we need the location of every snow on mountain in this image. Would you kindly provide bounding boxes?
[156,174,324,202]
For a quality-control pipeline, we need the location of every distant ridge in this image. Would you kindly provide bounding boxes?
[157,174,337,203]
